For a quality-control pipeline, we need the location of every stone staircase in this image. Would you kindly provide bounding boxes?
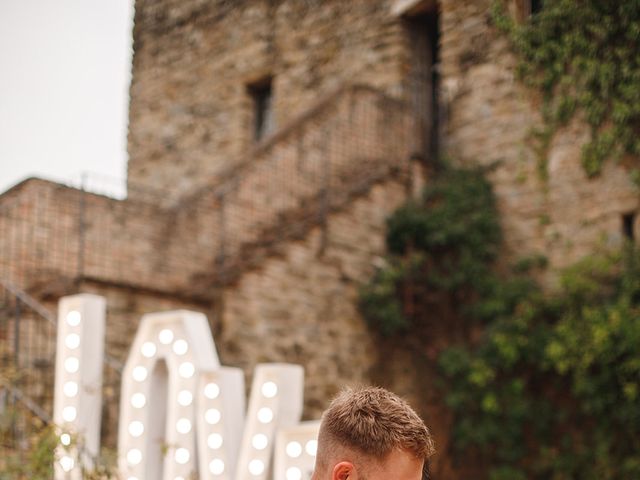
[0,83,419,301]
[0,82,423,451]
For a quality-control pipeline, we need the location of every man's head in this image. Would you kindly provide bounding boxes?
[311,386,435,480]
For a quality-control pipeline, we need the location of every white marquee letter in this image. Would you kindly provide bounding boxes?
[197,367,246,479]
[274,421,320,480]
[118,310,219,480]
[235,364,304,480]
[53,294,106,479]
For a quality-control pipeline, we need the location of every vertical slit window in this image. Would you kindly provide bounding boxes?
[623,212,635,241]
[248,78,274,142]
[530,0,543,15]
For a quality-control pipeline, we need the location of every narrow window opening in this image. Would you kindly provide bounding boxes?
[623,212,635,241]
[248,78,274,142]
[404,8,440,161]
[530,0,544,15]
[515,0,543,21]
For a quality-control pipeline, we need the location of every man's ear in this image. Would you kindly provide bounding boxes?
[332,461,357,480]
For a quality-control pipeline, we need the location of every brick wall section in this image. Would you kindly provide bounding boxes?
[0,180,82,288]
[0,178,216,297]
[127,0,408,201]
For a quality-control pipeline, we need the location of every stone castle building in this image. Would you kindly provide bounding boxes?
[1,0,638,477]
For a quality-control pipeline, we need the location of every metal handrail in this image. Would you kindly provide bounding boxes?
[0,383,52,424]
[0,278,56,326]
[0,278,124,374]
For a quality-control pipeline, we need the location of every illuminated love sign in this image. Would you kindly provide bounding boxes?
[53,294,106,479]
[53,295,319,480]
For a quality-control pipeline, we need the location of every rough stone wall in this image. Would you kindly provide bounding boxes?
[179,84,415,291]
[3,0,639,474]
[128,0,640,277]
[127,0,407,201]
[439,0,639,278]
[217,178,410,418]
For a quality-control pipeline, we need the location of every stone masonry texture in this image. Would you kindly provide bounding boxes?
[1,0,639,477]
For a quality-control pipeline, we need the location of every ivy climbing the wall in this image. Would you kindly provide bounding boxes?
[439,247,640,479]
[359,164,640,479]
[359,165,504,337]
[492,0,640,181]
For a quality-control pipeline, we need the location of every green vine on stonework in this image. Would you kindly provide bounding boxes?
[359,165,503,337]
[491,0,640,183]
[439,246,640,479]
[359,164,640,478]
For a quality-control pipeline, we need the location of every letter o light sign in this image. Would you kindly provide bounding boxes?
[118,310,220,480]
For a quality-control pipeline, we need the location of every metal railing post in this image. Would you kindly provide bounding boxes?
[77,172,87,280]
[216,191,226,284]
[12,298,20,374]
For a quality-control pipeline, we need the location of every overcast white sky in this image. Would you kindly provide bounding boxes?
[0,0,134,196]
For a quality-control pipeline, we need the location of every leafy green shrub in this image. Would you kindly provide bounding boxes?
[0,423,56,480]
[441,247,640,479]
[0,410,118,480]
[360,163,640,478]
[360,166,501,335]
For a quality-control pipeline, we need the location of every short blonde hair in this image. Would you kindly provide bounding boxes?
[316,386,435,471]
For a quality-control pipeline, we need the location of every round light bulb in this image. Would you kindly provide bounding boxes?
[65,310,81,327]
[286,441,302,458]
[131,393,146,408]
[60,456,74,472]
[65,333,80,350]
[205,408,221,425]
[175,448,190,464]
[172,339,188,355]
[209,458,225,475]
[64,357,79,373]
[178,362,195,379]
[208,433,223,449]
[62,406,77,422]
[306,439,318,456]
[261,381,278,398]
[178,390,193,406]
[204,382,220,399]
[286,467,303,480]
[176,418,192,434]
[132,366,148,382]
[252,433,268,450]
[257,407,274,424]
[127,449,142,465]
[159,329,174,345]
[248,459,265,476]
[128,421,144,437]
[141,342,156,358]
[60,433,71,446]
[63,381,78,398]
